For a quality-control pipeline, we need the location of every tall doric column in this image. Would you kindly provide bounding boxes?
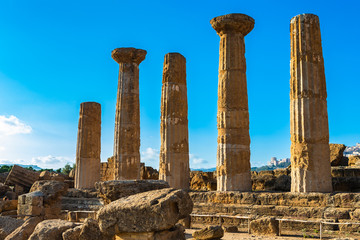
[112,47,147,180]
[211,14,254,191]
[75,102,101,189]
[290,14,332,192]
[159,53,190,189]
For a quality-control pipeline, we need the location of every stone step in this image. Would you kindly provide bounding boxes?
[61,210,97,222]
[61,197,103,211]
[190,214,338,232]
[193,203,354,220]
[190,192,360,208]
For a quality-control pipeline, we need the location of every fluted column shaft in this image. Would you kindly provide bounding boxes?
[112,48,147,180]
[290,14,332,192]
[211,14,254,191]
[159,53,190,189]
[75,102,101,189]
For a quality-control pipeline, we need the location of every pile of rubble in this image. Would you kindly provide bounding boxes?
[0,165,193,240]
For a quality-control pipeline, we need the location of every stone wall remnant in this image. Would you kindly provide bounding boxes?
[75,102,101,189]
[100,156,115,182]
[211,13,255,191]
[159,53,190,190]
[290,14,332,192]
[112,48,147,180]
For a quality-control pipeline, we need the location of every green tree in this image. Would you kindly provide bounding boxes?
[0,165,12,173]
[61,163,73,175]
[25,166,35,171]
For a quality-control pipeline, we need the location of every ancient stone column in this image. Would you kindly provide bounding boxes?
[211,14,254,191]
[75,102,101,189]
[290,14,332,192]
[112,47,147,180]
[159,53,190,189]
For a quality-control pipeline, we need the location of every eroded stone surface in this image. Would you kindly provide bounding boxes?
[348,156,360,167]
[28,219,78,240]
[30,180,68,204]
[0,216,24,239]
[97,188,193,235]
[112,47,147,180]
[330,144,347,166]
[115,224,185,240]
[140,163,159,180]
[62,225,82,240]
[95,180,169,204]
[5,217,42,240]
[211,13,254,191]
[192,225,224,239]
[250,217,279,236]
[290,14,332,192]
[5,165,40,193]
[78,218,108,240]
[190,171,217,191]
[75,102,101,189]
[159,53,190,190]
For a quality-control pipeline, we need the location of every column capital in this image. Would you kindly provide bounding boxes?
[211,13,254,36]
[111,47,147,65]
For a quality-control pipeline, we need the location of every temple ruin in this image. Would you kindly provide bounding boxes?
[211,13,254,191]
[290,14,333,192]
[159,53,190,190]
[112,47,147,180]
[74,102,101,189]
[1,12,359,240]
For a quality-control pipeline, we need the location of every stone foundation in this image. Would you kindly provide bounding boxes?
[190,191,360,232]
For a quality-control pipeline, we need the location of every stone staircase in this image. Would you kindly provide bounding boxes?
[61,196,103,211]
[60,188,104,222]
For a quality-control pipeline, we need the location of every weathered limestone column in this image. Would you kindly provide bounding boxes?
[290,14,333,192]
[112,48,147,180]
[211,14,254,191]
[75,102,101,189]
[159,53,190,189]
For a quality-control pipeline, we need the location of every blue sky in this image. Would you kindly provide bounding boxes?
[0,0,359,170]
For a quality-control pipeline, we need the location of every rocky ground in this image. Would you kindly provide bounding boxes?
[185,229,360,239]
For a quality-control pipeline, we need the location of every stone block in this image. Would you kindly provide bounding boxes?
[0,216,25,239]
[5,216,42,240]
[250,217,279,236]
[348,156,360,167]
[330,144,347,166]
[97,188,193,235]
[28,219,78,240]
[192,225,224,239]
[5,165,40,192]
[95,180,169,204]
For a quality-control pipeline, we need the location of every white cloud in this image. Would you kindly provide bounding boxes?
[190,153,211,169]
[0,158,27,165]
[31,155,73,169]
[190,153,208,165]
[0,146,5,151]
[0,115,32,136]
[192,157,207,164]
[141,147,159,163]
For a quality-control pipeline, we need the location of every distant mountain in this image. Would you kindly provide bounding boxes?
[0,164,42,171]
[251,162,290,172]
[191,167,216,172]
[191,163,291,173]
